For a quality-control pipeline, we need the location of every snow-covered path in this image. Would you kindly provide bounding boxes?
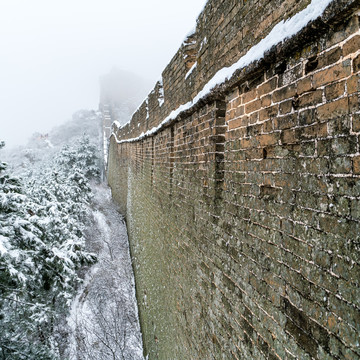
[66,183,144,360]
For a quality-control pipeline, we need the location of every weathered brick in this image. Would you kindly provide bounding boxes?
[261,94,271,108]
[242,88,257,104]
[226,108,236,120]
[338,321,359,349]
[348,93,359,113]
[350,198,360,218]
[313,60,352,88]
[297,122,327,139]
[257,133,280,146]
[274,114,297,130]
[234,105,245,117]
[233,96,243,108]
[257,77,278,97]
[245,98,262,114]
[353,156,360,174]
[281,129,297,144]
[298,90,323,108]
[300,141,316,157]
[327,116,351,136]
[227,88,240,102]
[352,113,360,132]
[318,46,342,68]
[353,53,360,73]
[279,64,302,86]
[249,111,259,124]
[272,84,297,103]
[330,156,352,174]
[330,136,357,156]
[299,108,316,126]
[263,119,273,133]
[279,100,293,114]
[342,34,360,57]
[228,117,245,130]
[297,77,313,95]
[346,74,360,94]
[319,214,350,236]
[317,139,330,156]
[325,81,345,101]
[316,97,349,122]
[259,105,279,121]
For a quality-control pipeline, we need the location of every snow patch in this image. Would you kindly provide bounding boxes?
[44,139,54,148]
[103,130,108,166]
[145,98,149,120]
[158,81,165,107]
[131,96,149,119]
[0,235,8,255]
[185,62,197,79]
[112,120,121,128]
[199,36,207,51]
[185,26,196,39]
[66,184,144,359]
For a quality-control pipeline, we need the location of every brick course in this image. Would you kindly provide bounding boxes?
[108,1,360,359]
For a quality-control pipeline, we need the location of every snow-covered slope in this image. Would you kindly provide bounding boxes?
[67,184,144,360]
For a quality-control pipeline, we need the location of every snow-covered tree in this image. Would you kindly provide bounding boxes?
[56,136,100,180]
[0,136,99,359]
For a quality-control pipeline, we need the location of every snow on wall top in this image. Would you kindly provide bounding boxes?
[110,0,344,144]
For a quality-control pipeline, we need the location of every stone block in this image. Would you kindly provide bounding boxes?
[342,34,360,57]
[313,60,352,88]
[316,97,349,122]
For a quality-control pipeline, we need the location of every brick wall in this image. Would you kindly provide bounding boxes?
[108,0,360,358]
[113,0,313,143]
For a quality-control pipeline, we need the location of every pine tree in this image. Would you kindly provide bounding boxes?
[0,136,99,358]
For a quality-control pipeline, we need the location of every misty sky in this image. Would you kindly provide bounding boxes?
[0,0,206,148]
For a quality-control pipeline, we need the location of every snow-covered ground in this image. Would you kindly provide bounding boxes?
[66,183,144,360]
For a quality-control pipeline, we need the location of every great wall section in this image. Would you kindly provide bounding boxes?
[106,0,360,358]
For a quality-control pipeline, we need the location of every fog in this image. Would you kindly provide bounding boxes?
[0,0,206,148]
